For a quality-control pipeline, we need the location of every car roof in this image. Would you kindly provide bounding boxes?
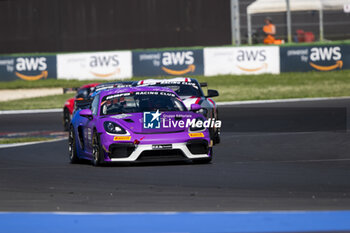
[99,86,178,98]
[137,77,197,85]
[136,77,205,97]
[90,81,135,96]
[80,83,100,89]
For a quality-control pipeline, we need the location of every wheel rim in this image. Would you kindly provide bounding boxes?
[92,135,99,163]
[68,129,74,159]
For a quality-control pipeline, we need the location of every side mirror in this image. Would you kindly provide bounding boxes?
[190,104,201,111]
[207,89,219,98]
[79,109,92,118]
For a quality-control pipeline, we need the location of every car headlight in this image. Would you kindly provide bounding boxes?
[104,121,127,134]
[189,118,206,132]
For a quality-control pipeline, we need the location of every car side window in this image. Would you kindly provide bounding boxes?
[91,95,99,116]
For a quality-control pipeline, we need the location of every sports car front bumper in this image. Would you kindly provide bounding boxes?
[104,140,211,162]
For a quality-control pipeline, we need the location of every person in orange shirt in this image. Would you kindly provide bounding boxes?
[263,17,276,44]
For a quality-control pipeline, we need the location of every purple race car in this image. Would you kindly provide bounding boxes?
[68,86,213,166]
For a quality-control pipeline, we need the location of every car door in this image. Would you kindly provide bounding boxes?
[83,94,100,155]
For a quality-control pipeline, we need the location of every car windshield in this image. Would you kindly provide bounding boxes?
[76,87,92,98]
[144,82,202,97]
[100,91,186,115]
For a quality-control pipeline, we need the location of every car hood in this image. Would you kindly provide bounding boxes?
[101,112,201,134]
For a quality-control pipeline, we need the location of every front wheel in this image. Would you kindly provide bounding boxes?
[92,132,104,166]
[68,126,80,163]
[214,132,221,144]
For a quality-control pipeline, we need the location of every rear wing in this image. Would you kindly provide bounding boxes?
[63,87,79,94]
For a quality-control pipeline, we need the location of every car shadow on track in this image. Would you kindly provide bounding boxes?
[71,159,211,168]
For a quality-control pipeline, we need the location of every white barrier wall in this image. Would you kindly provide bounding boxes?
[57,51,132,80]
[204,46,280,76]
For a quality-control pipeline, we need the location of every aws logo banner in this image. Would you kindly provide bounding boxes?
[0,56,56,81]
[280,45,349,72]
[57,51,132,80]
[204,46,280,76]
[132,49,204,77]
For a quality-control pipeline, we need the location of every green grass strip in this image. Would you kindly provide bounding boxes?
[0,70,349,110]
[0,93,74,110]
[0,137,53,144]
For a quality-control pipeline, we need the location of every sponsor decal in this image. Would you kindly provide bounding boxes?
[161,64,196,75]
[237,63,268,72]
[15,70,48,81]
[152,144,172,150]
[57,51,132,80]
[143,110,222,130]
[132,50,204,76]
[160,51,195,75]
[105,92,131,100]
[280,45,349,72]
[111,114,132,119]
[0,55,56,81]
[235,49,268,73]
[89,54,120,77]
[90,68,120,78]
[189,133,204,138]
[309,47,342,71]
[309,60,343,71]
[113,136,131,141]
[15,57,49,81]
[204,46,280,76]
[143,110,162,129]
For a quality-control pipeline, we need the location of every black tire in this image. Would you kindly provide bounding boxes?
[63,108,71,131]
[92,132,104,166]
[214,109,220,144]
[214,133,221,144]
[68,126,80,163]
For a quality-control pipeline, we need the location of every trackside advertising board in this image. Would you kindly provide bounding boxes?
[57,51,132,80]
[0,55,56,81]
[280,45,350,72]
[132,49,204,77]
[204,46,280,76]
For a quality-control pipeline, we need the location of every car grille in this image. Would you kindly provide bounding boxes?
[137,149,186,162]
[186,139,208,155]
[109,143,135,159]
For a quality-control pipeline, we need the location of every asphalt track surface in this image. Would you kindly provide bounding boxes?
[1,99,350,212]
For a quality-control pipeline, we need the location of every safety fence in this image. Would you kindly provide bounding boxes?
[0,44,349,81]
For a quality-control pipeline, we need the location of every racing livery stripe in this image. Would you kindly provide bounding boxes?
[207,98,216,112]
[182,98,198,109]
[207,98,215,107]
